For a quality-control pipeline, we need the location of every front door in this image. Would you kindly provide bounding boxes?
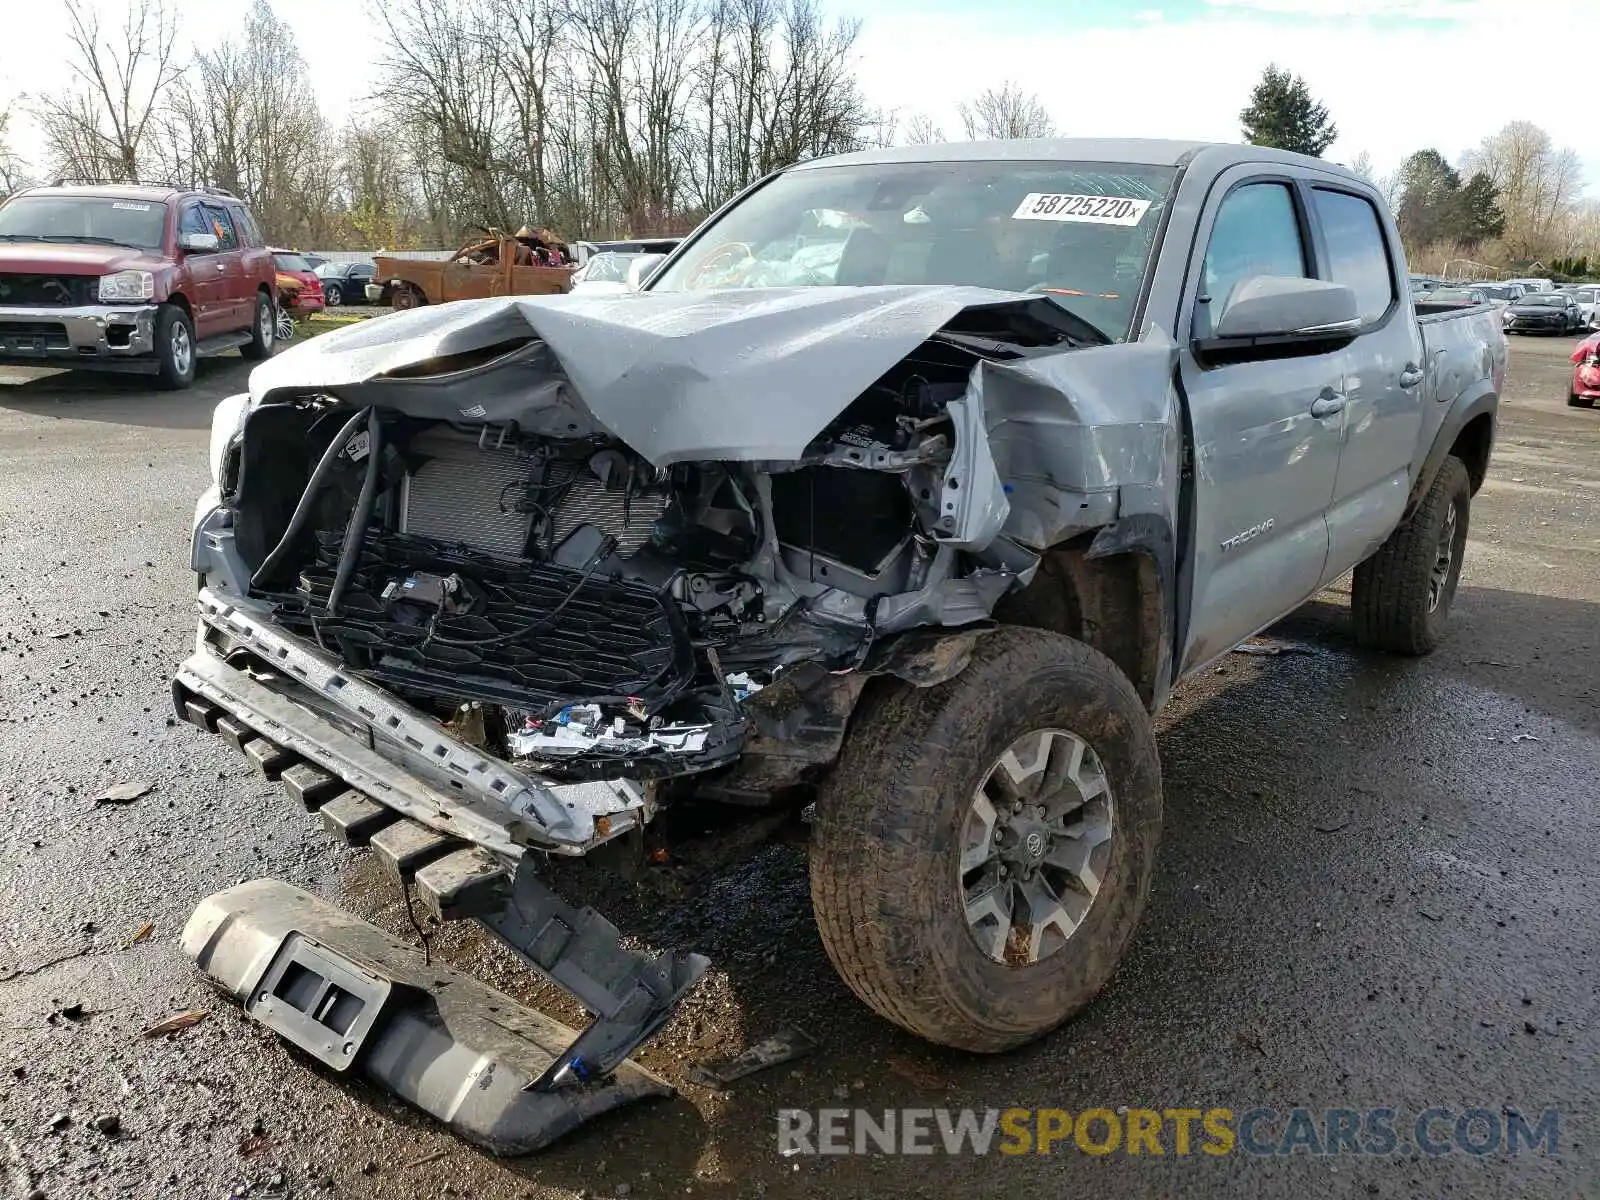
[202,203,248,330]
[1177,176,1347,671]
[177,202,225,337]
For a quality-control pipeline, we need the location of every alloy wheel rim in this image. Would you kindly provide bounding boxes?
[1428,501,1458,613]
[171,322,192,375]
[260,299,274,349]
[958,727,1115,966]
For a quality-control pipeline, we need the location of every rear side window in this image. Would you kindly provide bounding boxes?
[1311,188,1395,324]
[204,204,239,251]
[1198,181,1308,335]
[232,207,263,247]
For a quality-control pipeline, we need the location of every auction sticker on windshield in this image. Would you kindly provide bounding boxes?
[1012,193,1151,226]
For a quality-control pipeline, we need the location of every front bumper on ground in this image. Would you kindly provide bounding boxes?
[174,588,653,856]
[0,302,158,370]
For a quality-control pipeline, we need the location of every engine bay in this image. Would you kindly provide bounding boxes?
[210,302,1097,790]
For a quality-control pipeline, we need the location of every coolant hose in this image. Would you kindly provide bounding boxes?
[249,406,373,592]
[326,408,384,617]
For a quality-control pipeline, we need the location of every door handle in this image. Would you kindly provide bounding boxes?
[1310,391,1346,418]
[215,263,226,273]
[1398,364,1425,388]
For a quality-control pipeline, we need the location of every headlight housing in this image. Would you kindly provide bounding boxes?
[209,392,250,486]
[98,270,156,302]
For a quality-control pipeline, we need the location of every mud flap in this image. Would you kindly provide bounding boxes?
[181,879,673,1155]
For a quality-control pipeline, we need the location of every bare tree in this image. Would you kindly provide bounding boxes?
[958,81,1055,140]
[902,113,945,145]
[1463,121,1583,261]
[36,0,183,182]
[0,102,28,194]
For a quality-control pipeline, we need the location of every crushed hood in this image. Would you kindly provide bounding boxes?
[247,286,1076,466]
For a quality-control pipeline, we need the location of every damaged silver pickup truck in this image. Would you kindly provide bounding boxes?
[173,139,1504,1151]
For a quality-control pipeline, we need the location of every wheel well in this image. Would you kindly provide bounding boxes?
[166,292,191,316]
[1451,413,1493,493]
[991,542,1165,711]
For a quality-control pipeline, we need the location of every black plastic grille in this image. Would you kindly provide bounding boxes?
[269,530,695,713]
[0,274,99,307]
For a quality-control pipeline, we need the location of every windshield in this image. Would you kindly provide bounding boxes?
[0,194,167,250]
[582,252,640,283]
[274,253,312,273]
[1520,294,1564,306]
[1476,286,1509,299]
[648,159,1178,342]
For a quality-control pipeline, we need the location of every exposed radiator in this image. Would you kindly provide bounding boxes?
[400,428,667,560]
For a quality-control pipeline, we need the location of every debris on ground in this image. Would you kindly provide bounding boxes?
[1511,733,1542,744]
[92,781,153,805]
[143,1009,208,1038]
[1232,638,1321,658]
[404,1150,448,1168]
[687,1027,818,1089]
[48,1001,88,1024]
[238,1134,273,1157]
[127,921,155,946]
[1314,818,1351,834]
[90,1112,121,1137]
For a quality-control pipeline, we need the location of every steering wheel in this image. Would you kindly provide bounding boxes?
[685,241,754,288]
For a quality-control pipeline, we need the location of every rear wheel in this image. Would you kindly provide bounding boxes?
[239,290,275,361]
[390,284,424,311]
[154,303,196,390]
[1350,455,1470,655]
[808,627,1162,1052]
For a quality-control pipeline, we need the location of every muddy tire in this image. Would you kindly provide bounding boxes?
[153,303,196,390]
[390,284,424,311]
[239,290,275,361]
[808,627,1162,1053]
[1350,455,1470,656]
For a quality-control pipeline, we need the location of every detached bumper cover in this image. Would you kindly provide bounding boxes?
[176,589,652,855]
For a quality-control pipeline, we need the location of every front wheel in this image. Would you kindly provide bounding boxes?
[1350,455,1470,655]
[153,303,196,390]
[809,627,1162,1052]
[324,283,343,307]
[1570,392,1595,408]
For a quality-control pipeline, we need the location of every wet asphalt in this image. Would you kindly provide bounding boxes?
[0,334,1596,1200]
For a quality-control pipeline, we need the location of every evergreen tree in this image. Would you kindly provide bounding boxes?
[1240,65,1338,157]
[1454,172,1505,244]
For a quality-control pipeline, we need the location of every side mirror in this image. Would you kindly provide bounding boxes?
[179,231,219,253]
[626,253,667,290]
[1212,275,1360,342]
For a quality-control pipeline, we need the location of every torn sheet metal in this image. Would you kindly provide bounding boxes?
[247,286,1082,468]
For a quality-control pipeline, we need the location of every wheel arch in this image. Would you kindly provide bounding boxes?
[992,516,1176,713]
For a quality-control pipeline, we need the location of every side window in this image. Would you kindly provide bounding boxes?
[178,204,212,245]
[204,204,239,251]
[1311,188,1395,324]
[231,207,262,247]
[1198,182,1308,334]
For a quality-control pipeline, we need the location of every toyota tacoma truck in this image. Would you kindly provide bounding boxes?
[173,139,1504,1152]
[0,183,278,388]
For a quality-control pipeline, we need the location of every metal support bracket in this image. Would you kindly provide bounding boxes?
[481,862,710,1091]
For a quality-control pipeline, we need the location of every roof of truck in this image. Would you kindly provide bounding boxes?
[796,138,1364,182]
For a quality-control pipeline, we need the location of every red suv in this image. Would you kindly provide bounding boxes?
[0,183,278,389]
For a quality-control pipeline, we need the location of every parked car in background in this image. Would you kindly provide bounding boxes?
[270,249,324,314]
[1568,284,1600,327]
[1503,291,1583,334]
[0,182,277,388]
[1469,283,1515,308]
[1569,333,1600,407]
[1425,286,1489,308]
[573,237,681,266]
[372,234,574,309]
[314,260,376,306]
[1507,277,1555,294]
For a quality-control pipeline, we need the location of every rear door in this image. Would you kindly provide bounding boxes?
[228,204,274,304]
[177,201,225,337]
[1176,173,1347,671]
[1311,184,1427,582]
[202,203,248,330]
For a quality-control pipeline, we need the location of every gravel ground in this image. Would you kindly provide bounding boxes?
[0,332,1596,1199]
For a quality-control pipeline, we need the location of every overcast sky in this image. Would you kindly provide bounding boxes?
[5,0,1595,189]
